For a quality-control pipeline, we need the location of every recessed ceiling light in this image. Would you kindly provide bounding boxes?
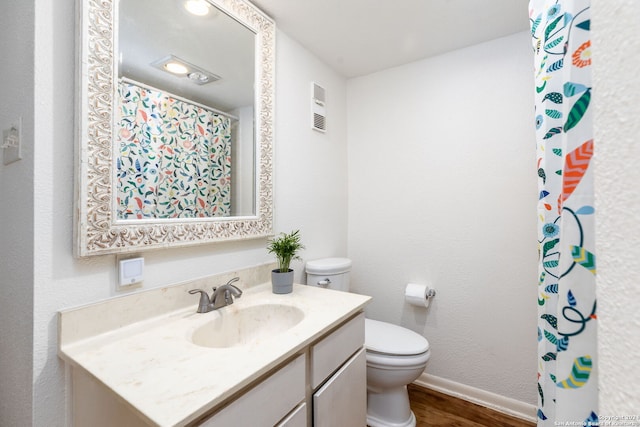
[188,72,210,84]
[164,61,189,75]
[184,0,210,16]
[151,55,221,85]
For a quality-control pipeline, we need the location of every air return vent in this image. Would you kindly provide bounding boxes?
[311,82,326,132]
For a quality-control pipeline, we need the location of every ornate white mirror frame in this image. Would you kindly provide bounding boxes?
[75,0,274,256]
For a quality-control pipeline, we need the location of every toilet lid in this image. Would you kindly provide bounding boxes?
[365,318,429,356]
[305,258,352,274]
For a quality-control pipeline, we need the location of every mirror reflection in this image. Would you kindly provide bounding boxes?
[117,0,256,219]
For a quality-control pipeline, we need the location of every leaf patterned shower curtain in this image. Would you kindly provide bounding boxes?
[530,1,597,425]
[116,81,232,219]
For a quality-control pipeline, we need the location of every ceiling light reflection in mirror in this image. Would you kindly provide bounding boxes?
[184,0,211,16]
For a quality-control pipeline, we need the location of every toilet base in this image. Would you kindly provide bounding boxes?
[366,385,416,427]
[366,412,416,427]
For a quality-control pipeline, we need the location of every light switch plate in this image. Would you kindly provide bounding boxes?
[3,117,22,165]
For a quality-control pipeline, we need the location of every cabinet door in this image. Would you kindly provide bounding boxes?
[313,348,366,427]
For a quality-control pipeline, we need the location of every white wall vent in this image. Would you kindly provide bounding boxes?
[311,82,326,132]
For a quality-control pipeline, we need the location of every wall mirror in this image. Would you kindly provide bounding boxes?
[75,0,274,256]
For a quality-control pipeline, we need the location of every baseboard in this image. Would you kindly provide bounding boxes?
[413,373,537,423]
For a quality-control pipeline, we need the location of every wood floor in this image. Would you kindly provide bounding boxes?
[407,384,535,427]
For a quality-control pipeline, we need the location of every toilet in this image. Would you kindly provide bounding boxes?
[305,258,430,427]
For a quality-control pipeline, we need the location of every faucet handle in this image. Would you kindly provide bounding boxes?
[189,289,212,313]
[225,277,242,296]
[218,277,242,299]
[189,288,208,298]
[225,277,240,286]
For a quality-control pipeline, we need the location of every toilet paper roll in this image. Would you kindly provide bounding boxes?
[405,283,432,308]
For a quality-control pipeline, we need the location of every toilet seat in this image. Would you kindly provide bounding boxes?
[365,318,429,356]
[366,349,431,370]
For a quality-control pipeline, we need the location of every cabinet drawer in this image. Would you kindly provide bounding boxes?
[199,354,305,426]
[311,312,364,389]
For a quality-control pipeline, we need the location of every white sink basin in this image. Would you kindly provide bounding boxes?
[190,304,305,348]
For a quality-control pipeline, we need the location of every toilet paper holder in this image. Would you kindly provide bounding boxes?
[404,283,436,308]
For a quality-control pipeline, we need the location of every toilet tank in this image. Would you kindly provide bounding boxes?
[305,258,352,292]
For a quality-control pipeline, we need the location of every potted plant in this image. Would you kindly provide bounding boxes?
[267,229,305,294]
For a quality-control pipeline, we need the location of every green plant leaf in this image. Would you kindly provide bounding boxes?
[267,230,305,272]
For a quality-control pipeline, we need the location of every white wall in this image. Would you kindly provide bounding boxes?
[273,31,349,273]
[0,2,35,426]
[592,0,640,413]
[4,2,348,424]
[347,32,538,405]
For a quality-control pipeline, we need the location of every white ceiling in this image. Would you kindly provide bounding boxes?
[251,0,531,78]
[120,0,255,112]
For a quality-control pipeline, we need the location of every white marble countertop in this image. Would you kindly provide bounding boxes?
[59,283,371,426]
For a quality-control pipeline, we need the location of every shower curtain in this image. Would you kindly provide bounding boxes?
[116,81,232,219]
[530,1,597,425]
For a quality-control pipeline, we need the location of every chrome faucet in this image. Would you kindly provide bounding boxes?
[188,277,243,313]
[211,277,243,309]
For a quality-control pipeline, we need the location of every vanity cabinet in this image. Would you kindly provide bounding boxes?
[197,312,366,427]
[61,282,370,427]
